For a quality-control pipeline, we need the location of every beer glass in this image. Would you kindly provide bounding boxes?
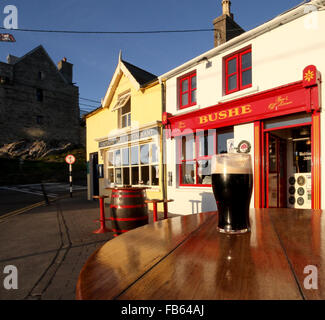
[211,153,253,234]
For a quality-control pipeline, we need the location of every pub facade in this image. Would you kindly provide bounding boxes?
[85,54,164,209]
[160,0,325,215]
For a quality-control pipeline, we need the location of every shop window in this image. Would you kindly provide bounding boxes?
[179,128,234,186]
[179,71,197,109]
[225,47,252,95]
[106,143,159,187]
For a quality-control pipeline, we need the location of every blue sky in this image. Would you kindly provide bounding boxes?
[0,0,305,112]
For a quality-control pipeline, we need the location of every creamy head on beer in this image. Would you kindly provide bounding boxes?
[211,154,252,175]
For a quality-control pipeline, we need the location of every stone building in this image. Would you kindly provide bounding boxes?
[0,45,80,147]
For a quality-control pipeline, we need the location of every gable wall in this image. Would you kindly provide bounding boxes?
[0,48,80,146]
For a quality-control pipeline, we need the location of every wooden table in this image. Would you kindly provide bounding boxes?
[76,208,324,300]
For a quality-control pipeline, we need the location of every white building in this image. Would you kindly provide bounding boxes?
[159,0,325,215]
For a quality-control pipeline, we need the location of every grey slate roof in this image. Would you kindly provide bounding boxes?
[122,60,157,86]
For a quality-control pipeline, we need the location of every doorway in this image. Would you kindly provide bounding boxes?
[90,152,99,197]
[263,119,312,209]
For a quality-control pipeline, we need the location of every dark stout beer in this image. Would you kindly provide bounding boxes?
[211,154,253,234]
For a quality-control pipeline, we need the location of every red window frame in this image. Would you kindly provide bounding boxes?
[225,47,252,95]
[179,131,216,187]
[179,71,197,109]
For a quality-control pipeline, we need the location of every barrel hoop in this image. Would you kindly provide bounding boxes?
[109,216,148,222]
[111,229,128,233]
[112,190,144,193]
[111,194,144,198]
[110,204,146,209]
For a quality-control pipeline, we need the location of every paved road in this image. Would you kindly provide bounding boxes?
[0,191,170,300]
[0,183,87,217]
[0,192,111,300]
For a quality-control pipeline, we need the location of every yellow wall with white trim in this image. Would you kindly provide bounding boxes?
[86,74,165,211]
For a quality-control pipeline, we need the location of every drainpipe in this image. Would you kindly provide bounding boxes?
[161,80,167,201]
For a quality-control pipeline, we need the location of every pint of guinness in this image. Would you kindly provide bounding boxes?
[211,153,253,234]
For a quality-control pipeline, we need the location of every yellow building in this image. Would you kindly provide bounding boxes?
[85,54,164,209]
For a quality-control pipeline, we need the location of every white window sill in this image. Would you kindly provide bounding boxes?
[219,85,259,103]
[173,104,201,116]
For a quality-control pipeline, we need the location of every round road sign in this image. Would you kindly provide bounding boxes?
[65,154,76,164]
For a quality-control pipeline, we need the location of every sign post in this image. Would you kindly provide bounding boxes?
[0,33,16,42]
[65,155,76,198]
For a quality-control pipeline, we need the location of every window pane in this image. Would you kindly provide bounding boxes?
[198,132,215,157]
[227,57,237,74]
[217,130,234,154]
[181,79,188,92]
[181,93,189,106]
[228,74,237,91]
[123,168,130,185]
[141,166,150,185]
[151,165,159,186]
[191,90,197,103]
[122,101,130,114]
[122,148,129,166]
[131,146,139,165]
[107,168,114,184]
[140,144,149,164]
[131,166,139,185]
[108,152,114,166]
[114,150,121,166]
[197,160,211,185]
[241,52,252,70]
[242,69,252,87]
[152,144,158,163]
[122,114,127,128]
[181,162,195,185]
[115,168,122,185]
[191,75,196,89]
[127,113,131,126]
[182,136,194,160]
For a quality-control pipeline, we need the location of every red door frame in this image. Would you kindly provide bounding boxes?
[261,120,314,209]
[264,132,287,208]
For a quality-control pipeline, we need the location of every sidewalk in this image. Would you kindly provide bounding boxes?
[0,191,167,300]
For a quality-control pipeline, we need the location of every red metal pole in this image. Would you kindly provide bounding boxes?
[153,202,158,222]
[93,197,109,234]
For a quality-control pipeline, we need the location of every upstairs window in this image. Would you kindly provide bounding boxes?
[225,47,252,95]
[179,71,197,109]
[36,88,43,102]
[113,91,131,129]
[38,71,45,80]
[119,100,131,128]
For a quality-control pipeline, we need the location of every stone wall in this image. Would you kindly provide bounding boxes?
[0,46,80,147]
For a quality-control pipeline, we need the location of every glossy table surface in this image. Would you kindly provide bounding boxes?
[76,208,324,300]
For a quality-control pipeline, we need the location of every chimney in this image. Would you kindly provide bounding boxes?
[213,0,245,47]
[7,54,19,64]
[222,0,232,18]
[58,57,73,84]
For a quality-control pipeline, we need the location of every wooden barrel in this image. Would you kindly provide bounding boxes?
[109,187,148,237]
